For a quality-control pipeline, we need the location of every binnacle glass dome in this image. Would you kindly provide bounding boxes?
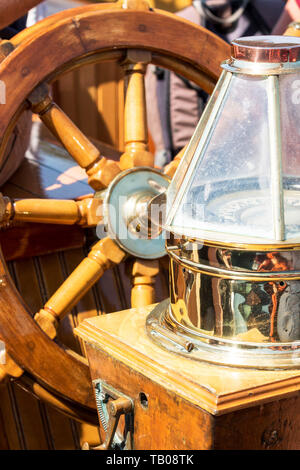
[145,36,300,369]
[165,36,300,245]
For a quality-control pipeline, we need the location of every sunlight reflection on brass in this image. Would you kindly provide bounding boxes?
[147,36,300,369]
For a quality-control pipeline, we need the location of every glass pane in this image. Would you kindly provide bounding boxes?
[166,71,228,218]
[168,74,274,241]
[280,74,300,240]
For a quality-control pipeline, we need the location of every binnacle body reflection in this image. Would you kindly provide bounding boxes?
[166,233,300,345]
[146,36,300,369]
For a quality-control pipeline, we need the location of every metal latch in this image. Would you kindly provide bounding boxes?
[83,380,134,450]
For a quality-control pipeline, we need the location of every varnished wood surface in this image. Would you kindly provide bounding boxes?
[28,88,121,191]
[0,2,229,448]
[0,136,103,449]
[76,304,300,416]
[120,49,153,169]
[0,257,168,450]
[0,128,87,261]
[0,133,122,410]
[11,3,117,47]
[0,7,229,155]
[0,378,100,450]
[0,134,168,448]
[129,259,160,308]
[77,304,300,449]
[53,62,125,152]
[0,3,228,415]
[13,3,126,151]
[35,237,126,339]
[86,343,214,450]
[0,223,85,262]
[84,340,300,450]
[0,251,96,408]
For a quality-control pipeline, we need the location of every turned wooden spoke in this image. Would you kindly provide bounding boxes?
[120,50,154,170]
[34,238,126,339]
[0,3,230,410]
[0,195,102,227]
[128,259,160,308]
[27,84,121,191]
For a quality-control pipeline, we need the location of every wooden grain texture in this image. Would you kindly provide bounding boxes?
[0,382,27,449]
[29,91,121,191]
[0,394,10,449]
[31,97,100,171]
[0,250,96,410]
[86,344,214,450]
[12,383,50,450]
[129,259,160,308]
[49,14,300,154]
[0,383,21,449]
[0,133,101,447]
[120,50,153,169]
[0,3,228,422]
[77,305,300,449]
[94,62,125,151]
[214,395,300,450]
[9,197,102,227]
[62,247,99,357]
[11,3,117,47]
[14,374,99,426]
[38,250,81,354]
[0,247,102,449]
[34,237,126,339]
[76,305,300,415]
[58,59,125,152]
[12,198,79,225]
[0,223,85,261]
[0,8,229,150]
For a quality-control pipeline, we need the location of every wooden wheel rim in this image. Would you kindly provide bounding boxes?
[0,4,230,416]
[0,6,229,146]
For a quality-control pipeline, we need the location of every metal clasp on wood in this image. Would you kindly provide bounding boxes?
[83,380,134,450]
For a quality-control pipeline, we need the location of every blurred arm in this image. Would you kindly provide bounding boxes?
[0,0,42,30]
[272,0,300,34]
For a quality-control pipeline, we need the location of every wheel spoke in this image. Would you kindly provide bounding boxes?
[0,194,103,227]
[34,237,126,339]
[27,84,121,191]
[128,259,159,308]
[120,50,154,170]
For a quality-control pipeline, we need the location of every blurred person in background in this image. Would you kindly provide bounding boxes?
[272,0,300,34]
[146,0,299,167]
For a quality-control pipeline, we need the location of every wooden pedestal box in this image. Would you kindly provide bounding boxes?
[75,304,300,450]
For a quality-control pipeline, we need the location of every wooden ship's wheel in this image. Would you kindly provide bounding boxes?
[0,0,229,436]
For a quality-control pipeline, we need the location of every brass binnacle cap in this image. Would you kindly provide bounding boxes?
[231,35,300,63]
